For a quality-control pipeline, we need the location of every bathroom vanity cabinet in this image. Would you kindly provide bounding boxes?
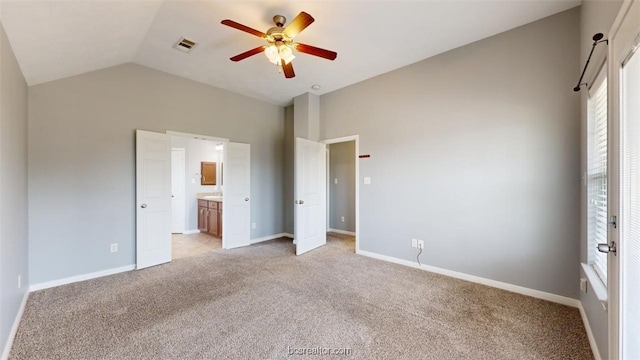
[198,199,222,237]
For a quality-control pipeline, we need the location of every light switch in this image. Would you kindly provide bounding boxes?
[364,177,371,185]
[334,178,338,184]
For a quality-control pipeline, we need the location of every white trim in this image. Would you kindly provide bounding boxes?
[250,233,291,244]
[29,265,135,292]
[182,229,200,235]
[282,233,294,239]
[581,263,608,303]
[356,249,580,308]
[1,291,29,360]
[323,135,359,145]
[328,228,356,236]
[579,302,603,360]
[166,130,229,143]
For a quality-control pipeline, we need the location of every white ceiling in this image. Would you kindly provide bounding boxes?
[0,0,580,106]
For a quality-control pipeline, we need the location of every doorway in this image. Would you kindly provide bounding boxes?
[135,129,252,269]
[323,135,359,253]
[170,135,225,259]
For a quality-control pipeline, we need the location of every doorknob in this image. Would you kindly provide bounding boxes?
[296,200,304,205]
[597,242,617,255]
[141,204,147,208]
[245,197,249,201]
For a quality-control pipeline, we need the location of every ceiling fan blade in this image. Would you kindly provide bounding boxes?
[283,12,314,39]
[230,46,267,62]
[281,59,295,79]
[294,43,337,61]
[221,19,267,38]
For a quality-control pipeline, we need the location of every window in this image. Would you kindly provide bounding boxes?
[587,70,608,284]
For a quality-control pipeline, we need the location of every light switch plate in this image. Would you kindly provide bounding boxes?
[364,177,371,185]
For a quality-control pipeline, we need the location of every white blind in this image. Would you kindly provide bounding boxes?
[587,76,608,282]
[621,47,640,360]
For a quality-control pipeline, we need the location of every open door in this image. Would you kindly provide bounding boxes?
[136,130,172,269]
[295,137,327,255]
[222,142,251,249]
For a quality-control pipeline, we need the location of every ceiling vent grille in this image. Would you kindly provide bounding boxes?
[174,37,197,52]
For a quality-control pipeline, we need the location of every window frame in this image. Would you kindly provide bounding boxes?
[586,64,609,286]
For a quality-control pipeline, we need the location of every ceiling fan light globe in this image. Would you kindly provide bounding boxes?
[278,44,293,59]
[264,44,279,62]
[283,54,295,65]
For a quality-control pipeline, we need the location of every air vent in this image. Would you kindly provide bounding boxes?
[173,37,197,53]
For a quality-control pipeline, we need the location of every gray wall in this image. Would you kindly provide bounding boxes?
[579,1,624,357]
[329,141,356,232]
[28,63,284,285]
[0,21,28,356]
[320,9,581,298]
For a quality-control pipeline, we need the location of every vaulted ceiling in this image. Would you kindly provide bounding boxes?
[0,0,580,105]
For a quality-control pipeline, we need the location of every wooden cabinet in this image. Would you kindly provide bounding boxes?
[208,201,219,237]
[197,200,208,232]
[201,162,216,185]
[198,199,222,237]
[218,206,223,236]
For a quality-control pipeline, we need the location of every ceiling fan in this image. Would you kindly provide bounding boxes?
[221,11,337,79]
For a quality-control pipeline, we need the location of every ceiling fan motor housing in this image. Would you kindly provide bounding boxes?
[273,15,286,27]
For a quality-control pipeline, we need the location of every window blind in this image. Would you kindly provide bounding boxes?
[621,46,640,360]
[587,76,608,282]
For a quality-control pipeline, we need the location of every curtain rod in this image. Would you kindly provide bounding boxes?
[574,33,608,92]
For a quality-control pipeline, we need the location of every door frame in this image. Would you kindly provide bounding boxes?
[171,148,186,234]
[607,0,638,358]
[322,135,360,253]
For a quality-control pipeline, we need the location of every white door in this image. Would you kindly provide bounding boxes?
[612,2,640,358]
[136,130,172,269]
[295,137,327,255]
[222,142,251,249]
[171,148,185,233]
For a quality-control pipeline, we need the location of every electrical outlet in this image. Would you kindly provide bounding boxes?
[411,239,418,248]
[110,243,118,253]
[580,278,588,292]
[417,240,424,249]
[252,222,256,229]
[341,216,345,222]
[18,274,21,289]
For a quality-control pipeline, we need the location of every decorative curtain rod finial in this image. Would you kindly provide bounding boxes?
[574,83,588,92]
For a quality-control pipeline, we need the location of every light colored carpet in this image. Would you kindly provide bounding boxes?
[10,234,591,359]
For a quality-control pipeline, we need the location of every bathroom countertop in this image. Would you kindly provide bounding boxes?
[197,192,222,201]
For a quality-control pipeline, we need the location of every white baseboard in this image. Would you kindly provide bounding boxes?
[29,265,135,292]
[327,228,356,236]
[251,233,291,244]
[1,291,29,360]
[578,302,602,360]
[356,249,580,308]
[181,229,200,235]
[282,233,294,239]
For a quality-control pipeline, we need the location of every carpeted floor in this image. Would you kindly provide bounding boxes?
[9,234,592,359]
